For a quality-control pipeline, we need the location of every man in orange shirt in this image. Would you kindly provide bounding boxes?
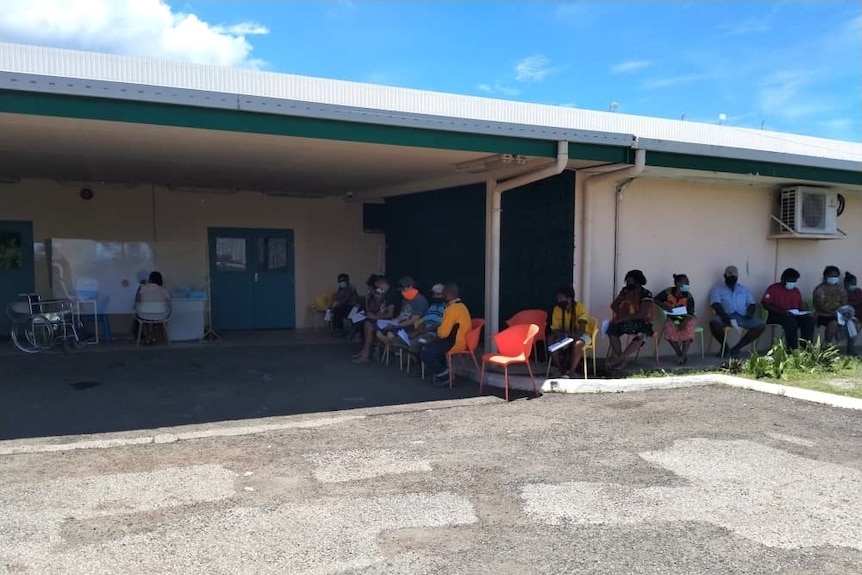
[420,282,471,386]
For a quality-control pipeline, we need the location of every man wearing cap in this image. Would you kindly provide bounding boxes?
[375,276,430,354]
[708,265,765,358]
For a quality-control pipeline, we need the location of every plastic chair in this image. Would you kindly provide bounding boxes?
[135,301,171,347]
[506,309,548,362]
[606,305,658,366]
[711,306,761,358]
[545,316,599,379]
[480,323,540,403]
[310,292,336,331]
[446,318,485,389]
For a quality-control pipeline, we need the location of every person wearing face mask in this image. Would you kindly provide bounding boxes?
[548,284,589,378]
[330,273,358,336]
[708,265,765,358]
[761,268,815,350]
[376,277,430,352]
[812,265,848,345]
[845,272,861,355]
[607,270,654,369]
[353,276,400,363]
[400,284,449,371]
[655,273,698,364]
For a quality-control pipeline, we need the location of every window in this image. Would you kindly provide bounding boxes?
[0,232,22,270]
[258,237,289,272]
[215,237,246,271]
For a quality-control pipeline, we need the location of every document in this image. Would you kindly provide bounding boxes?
[548,337,574,353]
[666,306,688,316]
[347,306,365,324]
[323,309,333,322]
[788,309,810,316]
[397,329,411,346]
[376,319,399,330]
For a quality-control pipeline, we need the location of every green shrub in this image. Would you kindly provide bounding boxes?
[742,338,843,380]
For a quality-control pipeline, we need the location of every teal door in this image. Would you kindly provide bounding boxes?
[208,228,295,331]
[0,221,35,336]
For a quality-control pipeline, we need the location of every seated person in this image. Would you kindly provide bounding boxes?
[655,273,697,365]
[761,267,815,350]
[845,272,861,356]
[401,283,447,357]
[420,282,471,386]
[708,265,765,358]
[548,284,589,378]
[376,276,429,351]
[330,273,359,336]
[812,265,848,345]
[352,276,399,363]
[607,270,654,369]
[134,271,171,345]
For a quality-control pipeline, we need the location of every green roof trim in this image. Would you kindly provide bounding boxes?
[2,90,626,160]
[647,151,862,186]
[2,90,857,185]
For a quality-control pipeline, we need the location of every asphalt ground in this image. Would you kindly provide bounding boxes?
[2,385,861,574]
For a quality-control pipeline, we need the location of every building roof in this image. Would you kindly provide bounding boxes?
[1,41,860,177]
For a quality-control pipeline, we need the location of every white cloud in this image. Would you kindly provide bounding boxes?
[611,60,651,74]
[641,74,706,90]
[514,55,556,82]
[554,2,592,23]
[0,0,267,68]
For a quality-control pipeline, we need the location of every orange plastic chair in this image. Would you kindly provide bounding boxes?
[446,318,485,389]
[480,323,540,403]
[506,309,548,362]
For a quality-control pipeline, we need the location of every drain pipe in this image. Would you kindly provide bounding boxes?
[580,146,645,314]
[484,140,569,350]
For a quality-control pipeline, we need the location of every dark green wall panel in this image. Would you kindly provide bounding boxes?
[499,171,575,322]
[384,171,575,324]
[384,184,486,314]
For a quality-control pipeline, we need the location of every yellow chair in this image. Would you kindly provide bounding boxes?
[546,316,599,379]
[309,292,336,331]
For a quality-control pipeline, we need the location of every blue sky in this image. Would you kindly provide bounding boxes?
[2,1,860,141]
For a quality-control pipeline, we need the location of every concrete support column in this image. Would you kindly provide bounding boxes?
[484,178,500,353]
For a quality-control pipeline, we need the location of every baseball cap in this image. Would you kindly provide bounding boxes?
[398,276,415,288]
[724,265,739,276]
[431,283,444,294]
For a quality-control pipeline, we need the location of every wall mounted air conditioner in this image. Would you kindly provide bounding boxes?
[779,187,839,235]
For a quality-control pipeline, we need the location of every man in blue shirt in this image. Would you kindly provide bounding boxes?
[708,265,766,358]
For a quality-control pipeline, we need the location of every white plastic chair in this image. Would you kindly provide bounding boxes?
[135,301,172,347]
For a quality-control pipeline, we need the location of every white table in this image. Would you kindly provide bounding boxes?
[169,299,207,341]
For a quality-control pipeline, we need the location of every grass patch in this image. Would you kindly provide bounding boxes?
[625,339,862,399]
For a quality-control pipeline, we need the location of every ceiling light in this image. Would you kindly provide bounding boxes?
[454,154,529,174]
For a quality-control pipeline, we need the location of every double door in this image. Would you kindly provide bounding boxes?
[208,228,295,330]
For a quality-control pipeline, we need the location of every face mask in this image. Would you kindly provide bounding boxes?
[432,295,444,302]
[375,287,385,295]
[557,300,569,308]
[625,282,637,290]
[725,276,738,287]
[849,284,859,291]
[680,284,690,293]
[338,281,347,289]
[826,277,840,286]
[784,282,797,290]
[402,287,419,301]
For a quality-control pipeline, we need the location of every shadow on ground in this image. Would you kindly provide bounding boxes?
[0,341,520,440]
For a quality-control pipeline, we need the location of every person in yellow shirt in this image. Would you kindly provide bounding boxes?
[548,284,589,378]
[420,282,472,386]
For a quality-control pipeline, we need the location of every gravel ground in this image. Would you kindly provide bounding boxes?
[1,386,861,574]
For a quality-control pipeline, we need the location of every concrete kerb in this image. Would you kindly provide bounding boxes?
[0,396,497,456]
[538,372,862,411]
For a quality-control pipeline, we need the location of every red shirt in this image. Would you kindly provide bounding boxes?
[761,283,804,312]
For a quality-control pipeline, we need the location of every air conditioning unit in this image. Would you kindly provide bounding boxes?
[779,187,839,235]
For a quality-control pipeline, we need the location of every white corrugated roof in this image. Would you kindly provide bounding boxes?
[1,41,860,167]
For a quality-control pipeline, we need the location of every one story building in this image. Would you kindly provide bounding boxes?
[1,42,860,353]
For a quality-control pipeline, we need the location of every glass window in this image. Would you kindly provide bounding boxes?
[215,237,246,271]
[0,232,22,270]
[258,237,289,272]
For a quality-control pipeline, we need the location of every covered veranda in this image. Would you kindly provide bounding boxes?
[0,74,638,350]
